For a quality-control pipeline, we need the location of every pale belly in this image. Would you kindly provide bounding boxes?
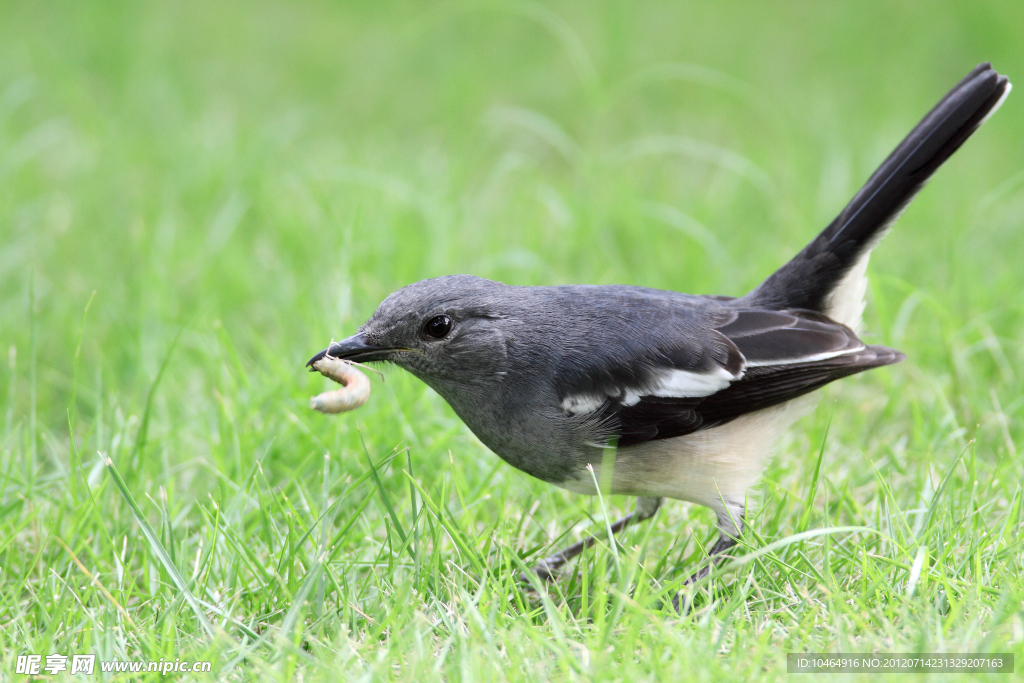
[557,396,818,510]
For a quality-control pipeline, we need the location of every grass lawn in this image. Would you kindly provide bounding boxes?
[2,1,1024,680]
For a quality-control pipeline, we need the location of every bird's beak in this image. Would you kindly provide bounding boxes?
[306,332,395,369]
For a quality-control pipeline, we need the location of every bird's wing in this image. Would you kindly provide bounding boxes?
[557,308,903,448]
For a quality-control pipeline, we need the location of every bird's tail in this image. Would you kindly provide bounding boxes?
[741,63,1011,331]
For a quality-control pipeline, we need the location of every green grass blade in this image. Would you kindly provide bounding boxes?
[104,455,217,639]
[799,409,833,532]
[132,324,185,465]
[360,434,408,546]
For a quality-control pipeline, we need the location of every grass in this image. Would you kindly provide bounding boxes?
[2,0,1024,680]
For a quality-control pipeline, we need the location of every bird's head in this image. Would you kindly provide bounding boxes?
[307,275,513,391]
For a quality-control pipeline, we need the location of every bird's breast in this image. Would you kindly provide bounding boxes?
[439,383,600,486]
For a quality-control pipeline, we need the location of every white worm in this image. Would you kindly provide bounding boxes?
[309,357,371,413]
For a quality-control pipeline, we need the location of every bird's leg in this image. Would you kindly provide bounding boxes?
[672,502,744,612]
[526,496,663,582]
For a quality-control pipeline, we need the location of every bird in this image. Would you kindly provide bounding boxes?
[307,63,1010,610]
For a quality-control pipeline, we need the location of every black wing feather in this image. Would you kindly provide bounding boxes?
[695,344,903,426]
[603,309,903,448]
[720,309,864,365]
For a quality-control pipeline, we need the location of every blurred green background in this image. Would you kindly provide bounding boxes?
[2,1,1023,680]
[3,1,1022,415]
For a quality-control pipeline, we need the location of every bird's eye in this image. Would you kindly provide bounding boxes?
[423,315,452,339]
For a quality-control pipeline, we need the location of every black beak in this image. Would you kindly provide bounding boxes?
[306,332,395,369]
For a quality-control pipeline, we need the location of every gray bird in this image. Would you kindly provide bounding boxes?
[308,64,1010,609]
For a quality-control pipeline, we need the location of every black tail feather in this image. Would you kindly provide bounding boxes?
[743,63,1010,314]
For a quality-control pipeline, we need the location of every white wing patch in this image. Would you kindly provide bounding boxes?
[560,365,739,416]
[560,394,606,416]
[647,365,736,397]
[559,334,866,418]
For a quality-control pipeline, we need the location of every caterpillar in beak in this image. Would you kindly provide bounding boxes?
[309,357,371,413]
